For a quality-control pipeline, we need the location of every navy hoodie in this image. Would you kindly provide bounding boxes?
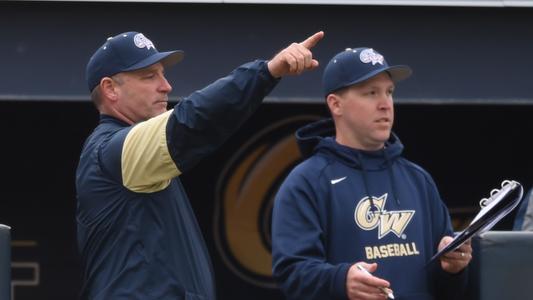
[272,119,467,300]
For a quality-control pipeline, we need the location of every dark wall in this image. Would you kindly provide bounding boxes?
[0,2,532,103]
[0,100,531,299]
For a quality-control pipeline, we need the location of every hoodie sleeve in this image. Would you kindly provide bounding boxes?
[425,174,469,299]
[272,166,351,300]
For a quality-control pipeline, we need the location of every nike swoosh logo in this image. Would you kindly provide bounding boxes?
[330,176,347,184]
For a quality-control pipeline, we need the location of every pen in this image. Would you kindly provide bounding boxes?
[356,264,395,300]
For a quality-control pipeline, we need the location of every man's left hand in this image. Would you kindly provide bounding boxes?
[438,236,472,274]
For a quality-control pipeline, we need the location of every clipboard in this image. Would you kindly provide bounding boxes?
[429,180,524,263]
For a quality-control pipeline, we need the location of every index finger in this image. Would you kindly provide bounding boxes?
[299,31,324,49]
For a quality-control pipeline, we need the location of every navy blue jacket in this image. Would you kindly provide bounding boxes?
[272,119,467,300]
[76,60,278,300]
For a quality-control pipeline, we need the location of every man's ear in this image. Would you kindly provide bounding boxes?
[326,93,342,117]
[99,77,119,102]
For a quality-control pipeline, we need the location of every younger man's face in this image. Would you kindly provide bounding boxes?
[332,72,395,151]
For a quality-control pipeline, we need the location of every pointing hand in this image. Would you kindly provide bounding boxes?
[267,31,324,78]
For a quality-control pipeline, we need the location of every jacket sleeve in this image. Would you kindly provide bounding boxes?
[272,168,351,300]
[115,60,278,192]
[166,60,278,173]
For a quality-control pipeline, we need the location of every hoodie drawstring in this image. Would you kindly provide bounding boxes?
[357,149,401,208]
[383,149,401,205]
[357,152,378,211]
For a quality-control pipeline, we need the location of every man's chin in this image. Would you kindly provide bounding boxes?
[376,131,391,142]
[154,107,168,116]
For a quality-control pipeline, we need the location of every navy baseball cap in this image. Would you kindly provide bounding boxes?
[86,31,184,91]
[322,47,412,96]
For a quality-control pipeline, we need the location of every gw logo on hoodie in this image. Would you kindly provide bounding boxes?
[355,194,420,260]
[354,193,415,239]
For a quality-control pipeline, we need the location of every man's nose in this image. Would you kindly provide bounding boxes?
[159,76,172,93]
[378,94,393,109]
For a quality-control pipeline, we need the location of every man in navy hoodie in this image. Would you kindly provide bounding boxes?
[76,30,323,299]
[272,48,472,300]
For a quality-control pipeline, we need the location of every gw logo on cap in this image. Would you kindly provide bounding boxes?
[360,48,384,65]
[134,33,155,50]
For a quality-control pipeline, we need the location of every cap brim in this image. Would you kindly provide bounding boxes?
[124,50,185,72]
[339,64,412,92]
[385,65,412,82]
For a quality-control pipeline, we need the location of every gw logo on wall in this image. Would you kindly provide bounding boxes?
[213,115,320,288]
